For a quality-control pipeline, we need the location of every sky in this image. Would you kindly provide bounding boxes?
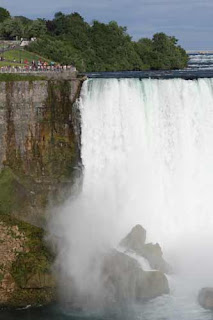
[1,0,213,50]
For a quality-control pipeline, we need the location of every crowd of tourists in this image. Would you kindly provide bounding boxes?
[0,58,77,73]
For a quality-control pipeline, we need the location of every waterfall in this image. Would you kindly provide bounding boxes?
[50,78,213,307]
[80,78,213,243]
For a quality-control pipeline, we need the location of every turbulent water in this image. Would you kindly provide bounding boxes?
[5,73,213,319]
[188,53,213,70]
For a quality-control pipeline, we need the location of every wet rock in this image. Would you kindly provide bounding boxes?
[198,288,213,309]
[102,250,169,303]
[120,225,171,274]
[120,224,146,252]
[141,243,171,274]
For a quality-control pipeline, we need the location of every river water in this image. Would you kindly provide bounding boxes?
[188,53,213,70]
[3,54,213,319]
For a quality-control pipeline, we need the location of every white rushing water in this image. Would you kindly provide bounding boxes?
[50,78,213,318]
[188,54,213,70]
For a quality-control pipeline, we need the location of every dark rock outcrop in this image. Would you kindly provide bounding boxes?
[102,249,169,303]
[120,225,171,274]
[198,288,213,309]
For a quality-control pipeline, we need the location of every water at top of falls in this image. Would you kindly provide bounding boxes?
[82,53,213,79]
[45,76,213,319]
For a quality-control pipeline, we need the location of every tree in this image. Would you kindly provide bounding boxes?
[53,12,67,35]
[14,16,32,25]
[151,33,188,69]
[27,12,188,72]
[0,18,23,39]
[135,38,154,69]
[0,7,10,23]
[26,19,47,38]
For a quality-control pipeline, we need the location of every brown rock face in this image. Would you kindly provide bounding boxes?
[198,288,213,309]
[0,79,82,226]
[0,77,83,307]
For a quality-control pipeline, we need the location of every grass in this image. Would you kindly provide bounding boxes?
[2,49,52,64]
[0,61,22,67]
[0,74,47,81]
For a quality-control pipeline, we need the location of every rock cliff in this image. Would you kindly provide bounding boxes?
[0,77,83,307]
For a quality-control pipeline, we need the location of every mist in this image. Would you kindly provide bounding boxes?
[48,78,213,311]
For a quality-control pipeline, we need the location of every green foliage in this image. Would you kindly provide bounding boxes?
[0,10,188,72]
[28,14,188,72]
[0,7,10,23]
[14,16,32,25]
[28,37,83,68]
[135,33,188,70]
[0,214,53,286]
[0,18,23,39]
[0,214,55,306]
[87,20,143,71]
[27,19,47,38]
[0,16,46,39]
[11,226,53,288]
[0,74,47,81]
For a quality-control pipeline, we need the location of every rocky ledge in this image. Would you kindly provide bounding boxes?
[119,224,171,274]
[102,224,170,303]
[103,248,169,303]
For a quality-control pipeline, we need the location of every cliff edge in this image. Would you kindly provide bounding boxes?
[0,77,83,307]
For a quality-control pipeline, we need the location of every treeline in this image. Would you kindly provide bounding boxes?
[0,7,188,72]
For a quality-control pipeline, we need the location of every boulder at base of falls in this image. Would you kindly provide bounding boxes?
[141,243,171,274]
[120,224,146,252]
[119,225,171,274]
[198,288,213,309]
[102,250,169,303]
